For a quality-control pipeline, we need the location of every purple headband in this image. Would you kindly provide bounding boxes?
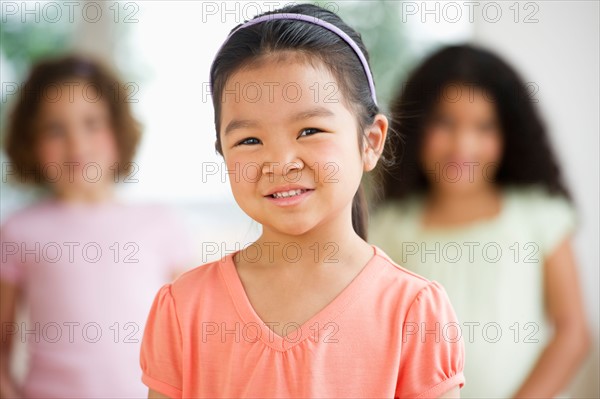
[215,13,378,106]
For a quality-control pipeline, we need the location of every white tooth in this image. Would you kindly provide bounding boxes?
[272,189,306,199]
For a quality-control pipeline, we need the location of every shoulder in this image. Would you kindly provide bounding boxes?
[168,256,225,300]
[146,257,226,324]
[505,184,578,255]
[507,184,576,216]
[373,247,459,336]
[123,201,184,223]
[1,198,54,236]
[116,203,191,242]
[506,184,578,230]
[372,245,440,300]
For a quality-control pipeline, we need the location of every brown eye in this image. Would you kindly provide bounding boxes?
[435,116,453,126]
[85,116,104,133]
[299,128,322,137]
[43,123,65,139]
[478,121,497,134]
[237,137,260,146]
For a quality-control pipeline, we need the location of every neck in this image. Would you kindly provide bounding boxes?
[428,184,500,208]
[252,204,369,269]
[54,184,116,205]
[423,183,503,226]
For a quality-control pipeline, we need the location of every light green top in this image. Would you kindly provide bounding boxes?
[368,184,578,398]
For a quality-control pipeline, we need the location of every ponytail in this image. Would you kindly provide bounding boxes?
[351,184,369,240]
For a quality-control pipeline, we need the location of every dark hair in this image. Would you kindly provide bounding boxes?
[4,54,142,188]
[210,3,382,240]
[377,44,573,204]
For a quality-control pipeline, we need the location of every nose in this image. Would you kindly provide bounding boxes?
[65,128,88,161]
[453,127,478,158]
[260,142,305,178]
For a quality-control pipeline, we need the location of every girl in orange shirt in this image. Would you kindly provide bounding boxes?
[140,4,465,398]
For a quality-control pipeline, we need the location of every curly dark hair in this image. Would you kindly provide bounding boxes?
[375,44,573,206]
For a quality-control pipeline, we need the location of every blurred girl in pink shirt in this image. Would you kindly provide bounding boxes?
[0,56,195,397]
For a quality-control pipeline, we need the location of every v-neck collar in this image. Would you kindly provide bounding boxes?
[219,244,383,352]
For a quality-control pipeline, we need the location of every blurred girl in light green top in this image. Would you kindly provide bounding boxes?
[369,45,591,399]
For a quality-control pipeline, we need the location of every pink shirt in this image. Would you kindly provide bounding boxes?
[0,197,195,398]
[140,245,465,398]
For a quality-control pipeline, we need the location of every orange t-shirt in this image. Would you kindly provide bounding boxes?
[140,245,465,398]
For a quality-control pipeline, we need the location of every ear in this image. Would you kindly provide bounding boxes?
[362,114,388,172]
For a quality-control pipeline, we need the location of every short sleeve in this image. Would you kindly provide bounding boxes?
[536,194,578,258]
[140,283,184,398]
[0,224,24,286]
[396,281,466,399]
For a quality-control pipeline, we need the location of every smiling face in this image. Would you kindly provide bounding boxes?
[218,53,382,237]
[421,83,504,194]
[35,80,119,198]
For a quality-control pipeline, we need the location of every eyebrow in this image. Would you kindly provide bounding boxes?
[224,106,335,135]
